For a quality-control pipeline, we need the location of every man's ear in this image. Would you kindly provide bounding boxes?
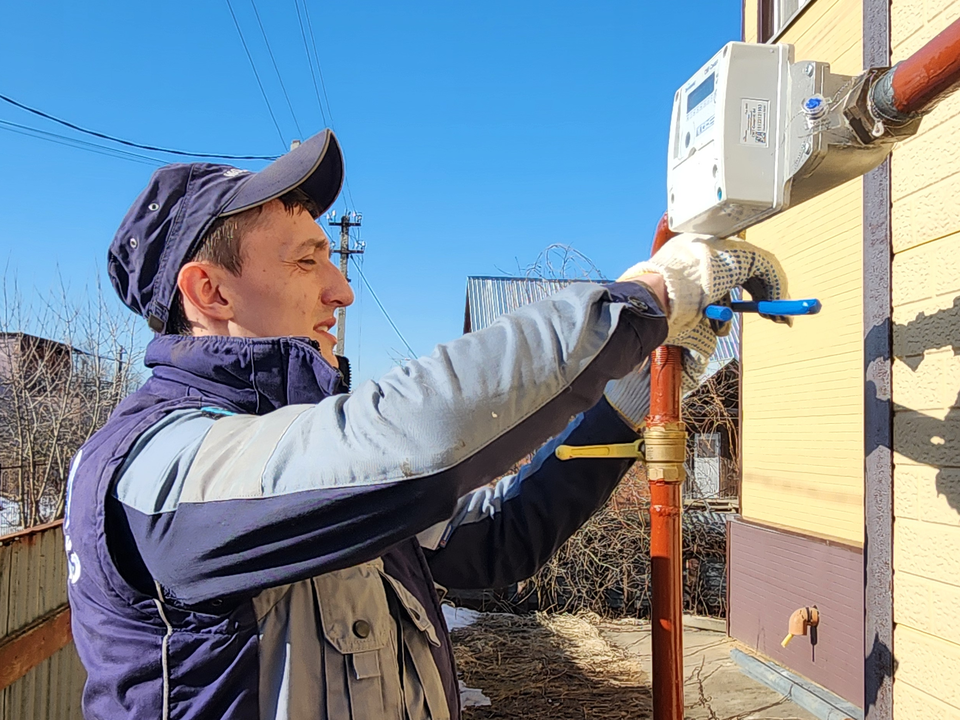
[177,262,233,326]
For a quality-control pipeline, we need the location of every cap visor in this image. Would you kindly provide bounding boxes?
[221,130,344,217]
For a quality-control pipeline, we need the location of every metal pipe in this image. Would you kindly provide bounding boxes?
[646,212,685,720]
[872,16,960,121]
[652,212,677,254]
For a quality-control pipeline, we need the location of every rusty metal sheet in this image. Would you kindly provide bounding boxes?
[0,523,83,719]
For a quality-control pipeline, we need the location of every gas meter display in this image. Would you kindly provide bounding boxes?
[686,74,715,115]
[667,42,792,237]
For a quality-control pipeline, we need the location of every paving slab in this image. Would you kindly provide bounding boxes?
[597,620,818,720]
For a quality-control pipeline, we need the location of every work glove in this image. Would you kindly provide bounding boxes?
[670,319,725,396]
[620,234,789,395]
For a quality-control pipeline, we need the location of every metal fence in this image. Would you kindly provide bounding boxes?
[0,522,85,719]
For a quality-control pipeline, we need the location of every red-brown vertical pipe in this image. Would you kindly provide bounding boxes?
[890,16,960,115]
[647,213,684,720]
[651,212,677,256]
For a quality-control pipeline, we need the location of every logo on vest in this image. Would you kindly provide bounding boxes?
[66,534,82,584]
[64,450,82,584]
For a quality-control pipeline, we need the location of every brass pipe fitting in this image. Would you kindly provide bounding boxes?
[781,606,820,647]
[644,422,687,483]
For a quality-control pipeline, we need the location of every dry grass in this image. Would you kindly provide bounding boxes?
[525,490,728,619]
[451,612,652,719]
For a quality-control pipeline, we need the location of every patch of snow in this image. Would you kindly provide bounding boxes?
[442,604,482,631]
[458,680,491,708]
[443,605,492,707]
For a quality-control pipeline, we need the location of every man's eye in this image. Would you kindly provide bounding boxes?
[299,258,317,266]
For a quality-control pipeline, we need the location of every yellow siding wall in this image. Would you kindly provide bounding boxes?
[740,0,864,544]
[891,2,960,718]
[744,3,758,42]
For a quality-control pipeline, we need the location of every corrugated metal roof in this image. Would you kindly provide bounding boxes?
[463,276,600,333]
[463,276,740,381]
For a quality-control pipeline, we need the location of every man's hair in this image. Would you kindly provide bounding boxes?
[167,187,322,334]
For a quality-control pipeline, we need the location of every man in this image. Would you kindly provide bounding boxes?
[66,129,787,720]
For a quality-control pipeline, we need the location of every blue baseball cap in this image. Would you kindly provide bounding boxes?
[108,129,344,332]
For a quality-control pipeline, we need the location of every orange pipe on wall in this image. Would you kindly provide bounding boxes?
[889,16,960,115]
[647,212,684,720]
[651,212,677,255]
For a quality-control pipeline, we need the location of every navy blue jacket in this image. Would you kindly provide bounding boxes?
[64,281,666,719]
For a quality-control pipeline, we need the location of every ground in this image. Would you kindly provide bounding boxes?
[449,610,816,720]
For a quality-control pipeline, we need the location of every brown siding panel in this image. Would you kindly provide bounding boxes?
[728,517,864,708]
[0,522,84,719]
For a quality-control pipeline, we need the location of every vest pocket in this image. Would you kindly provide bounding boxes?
[379,569,450,720]
[312,560,451,720]
[313,562,403,720]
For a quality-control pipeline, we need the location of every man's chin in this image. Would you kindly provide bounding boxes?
[313,336,339,368]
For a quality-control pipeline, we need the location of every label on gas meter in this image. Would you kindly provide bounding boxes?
[740,98,769,147]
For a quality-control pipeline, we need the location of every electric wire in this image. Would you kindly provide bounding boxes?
[0,118,164,167]
[249,0,304,138]
[350,256,416,358]
[0,93,280,161]
[224,0,288,151]
[302,0,337,129]
[293,0,328,126]
[301,0,358,211]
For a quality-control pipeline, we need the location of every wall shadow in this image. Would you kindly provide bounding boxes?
[872,296,960,513]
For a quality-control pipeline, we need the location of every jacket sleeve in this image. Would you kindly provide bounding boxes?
[421,368,649,590]
[109,281,667,606]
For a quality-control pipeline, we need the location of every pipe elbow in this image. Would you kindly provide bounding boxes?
[781,606,820,647]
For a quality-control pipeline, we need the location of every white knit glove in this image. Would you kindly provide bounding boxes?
[674,321,719,396]
[621,234,788,395]
[619,234,789,341]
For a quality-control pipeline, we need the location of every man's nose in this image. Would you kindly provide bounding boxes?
[324,262,355,308]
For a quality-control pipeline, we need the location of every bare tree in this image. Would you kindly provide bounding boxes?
[0,272,145,534]
[522,243,606,282]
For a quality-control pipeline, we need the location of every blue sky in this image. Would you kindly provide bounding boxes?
[0,0,742,383]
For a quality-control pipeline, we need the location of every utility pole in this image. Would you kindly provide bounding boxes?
[327,211,364,356]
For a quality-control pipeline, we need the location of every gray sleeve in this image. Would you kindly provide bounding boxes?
[111,281,667,604]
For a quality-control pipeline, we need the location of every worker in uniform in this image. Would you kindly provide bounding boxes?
[65,130,788,720]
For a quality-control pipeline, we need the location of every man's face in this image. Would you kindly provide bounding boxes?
[217,201,354,366]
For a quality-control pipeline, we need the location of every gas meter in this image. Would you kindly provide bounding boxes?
[667,42,919,237]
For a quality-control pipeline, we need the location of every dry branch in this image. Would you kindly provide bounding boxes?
[0,272,144,534]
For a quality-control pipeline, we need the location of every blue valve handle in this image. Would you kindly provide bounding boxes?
[704,299,822,322]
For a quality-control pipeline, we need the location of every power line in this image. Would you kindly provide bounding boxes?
[302,0,337,128]
[293,0,327,127]
[249,0,303,138]
[0,119,163,167]
[301,0,358,211]
[224,0,287,151]
[349,256,416,358]
[0,93,280,161]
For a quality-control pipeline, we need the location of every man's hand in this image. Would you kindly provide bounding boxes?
[619,233,789,339]
[619,233,789,395]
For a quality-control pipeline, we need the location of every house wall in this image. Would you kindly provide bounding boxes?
[727,517,864,705]
[890,2,960,718]
[741,0,865,546]
[730,0,866,708]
